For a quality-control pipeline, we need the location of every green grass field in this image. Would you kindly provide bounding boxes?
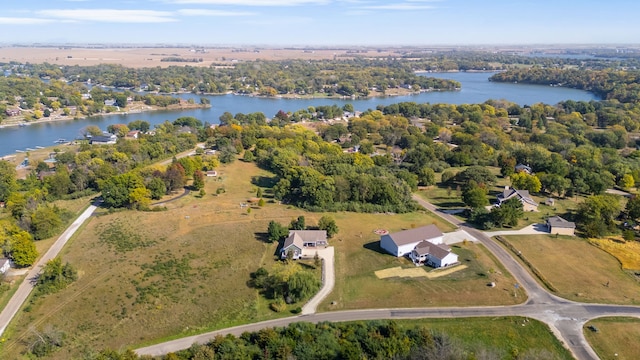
[502,234,640,304]
[584,317,640,360]
[396,317,572,359]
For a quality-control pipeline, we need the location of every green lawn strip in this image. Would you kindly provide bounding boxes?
[584,317,640,360]
[394,317,573,359]
[502,234,640,304]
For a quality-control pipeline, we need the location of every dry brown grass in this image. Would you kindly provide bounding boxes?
[503,234,640,304]
[589,237,640,270]
[0,161,307,359]
[0,46,403,68]
[0,160,528,358]
[584,317,640,360]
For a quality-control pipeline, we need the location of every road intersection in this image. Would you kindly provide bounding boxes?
[0,189,637,359]
[136,195,640,359]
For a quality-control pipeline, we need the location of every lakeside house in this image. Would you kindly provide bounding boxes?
[281,230,328,260]
[497,187,538,212]
[5,108,21,117]
[126,130,141,139]
[89,134,117,145]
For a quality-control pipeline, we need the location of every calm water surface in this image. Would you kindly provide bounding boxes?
[0,72,599,157]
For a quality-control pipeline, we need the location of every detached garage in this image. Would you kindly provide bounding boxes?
[380,224,444,257]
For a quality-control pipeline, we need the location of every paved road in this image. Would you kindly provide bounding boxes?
[301,247,335,315]
[0,204,97,336]
[136,195,640,359]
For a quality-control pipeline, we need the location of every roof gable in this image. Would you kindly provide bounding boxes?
[387,225,443,247]
[547,216,576,229]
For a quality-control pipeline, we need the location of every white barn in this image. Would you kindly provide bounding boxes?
[380,225,444,257]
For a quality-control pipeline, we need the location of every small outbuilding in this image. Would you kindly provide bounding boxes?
[546,216,576,236]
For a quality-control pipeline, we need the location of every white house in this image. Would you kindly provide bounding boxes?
[281,230,328,260]
[89,134,117,145]
[0,258,10,274]
[410,241,459,268]
[380,224,444,257]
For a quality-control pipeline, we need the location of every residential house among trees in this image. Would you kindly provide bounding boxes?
[5,108,21,117]
[497,187,538,212]
[546,216,576,236]
[280,230,328,260]
[89,134,117,145]
[514,164,533,174]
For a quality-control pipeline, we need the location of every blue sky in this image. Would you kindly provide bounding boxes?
[1,0,639,45]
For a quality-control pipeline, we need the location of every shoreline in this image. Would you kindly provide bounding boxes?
[0,102,209,130]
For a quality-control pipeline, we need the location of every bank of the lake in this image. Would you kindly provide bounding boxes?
[0,72,599,157]
[0,101,209,129]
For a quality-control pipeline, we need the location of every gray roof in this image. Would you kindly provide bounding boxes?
[428,243,453,260]
[515,164,532,173]
[499,188,538,207]
[387,225,443,247]
[282,230,327,250]
[412,241,452,260]
[547,216,575,229]
[413,241,432,256]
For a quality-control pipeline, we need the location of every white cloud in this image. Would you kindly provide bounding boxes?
[354,0,441,11]
[358,3,436,10]
[169,0,329,5]
[0,17,53,25]
[36,9,177,23]
[178,9,256,16]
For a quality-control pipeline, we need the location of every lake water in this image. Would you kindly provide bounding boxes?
[0,72,599,157]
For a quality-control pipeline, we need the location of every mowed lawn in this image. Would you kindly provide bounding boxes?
[584,317,640,360]
[503,234,640,304]
[321,214,526,311]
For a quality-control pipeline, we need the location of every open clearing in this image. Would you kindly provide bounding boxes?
[0,46,402,69]
[584,317,640,360]
[0,161,311,359]
[503,234,640,303]
[397,317,572,359]
[0,160,525,358]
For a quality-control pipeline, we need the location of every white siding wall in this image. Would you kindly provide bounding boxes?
[380,235,398,256]
[440,253,458,267]
[428,235,444,245]
[397,243,418,257]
